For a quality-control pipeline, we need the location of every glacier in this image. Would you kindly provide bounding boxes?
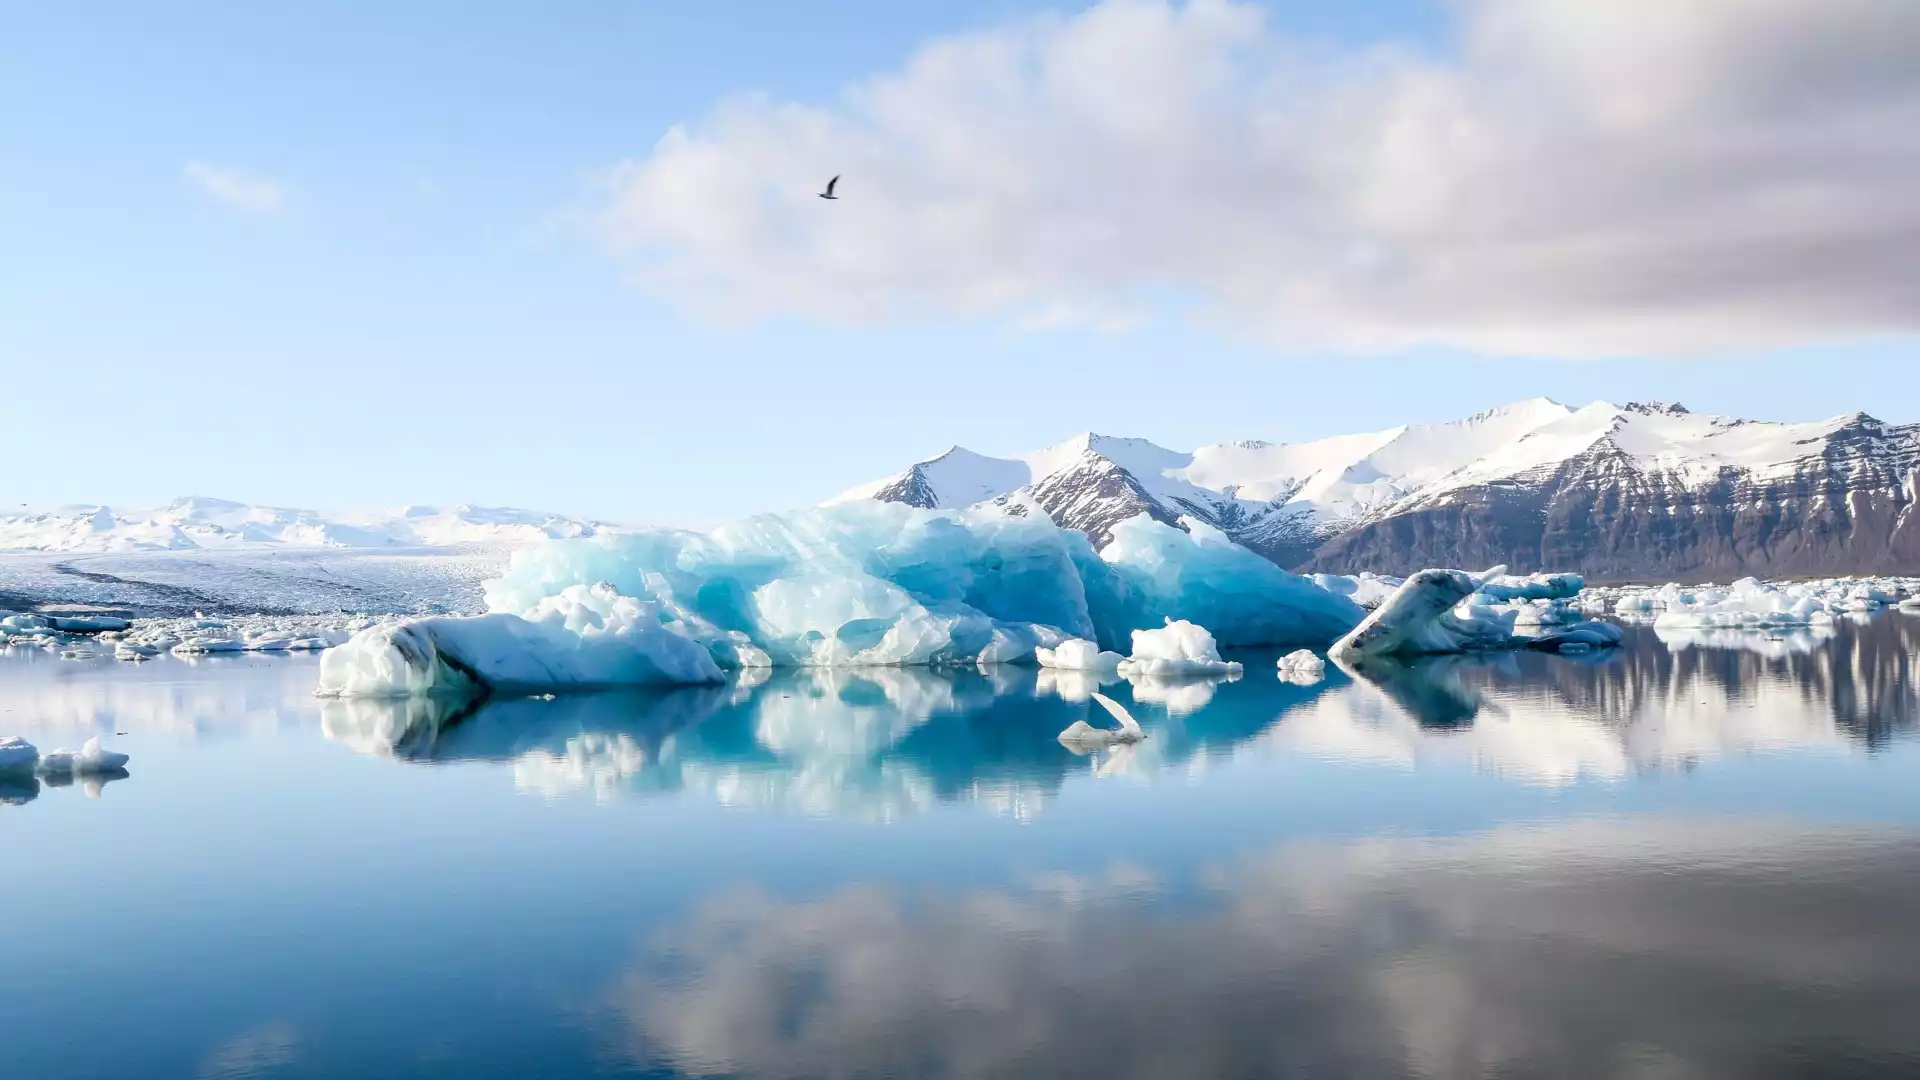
[317,503,1364,698]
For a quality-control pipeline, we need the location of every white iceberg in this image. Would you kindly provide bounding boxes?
[321,503,1361,697]
[1057,691,1145,748]
[1034,638,1124,671]
[36,736,130,776]
[1116,618,1242,678]
[1277,649,1327,684]
[0,736,40,774]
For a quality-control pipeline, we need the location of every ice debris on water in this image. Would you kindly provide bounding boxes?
[1585,576,1920,628]
[0,735,128,779]
[36,737,130,776]
[0,736,40,774]
[2,609,364,658]
[1277,649,1326,684]
[317,503,1363,697]
[1057,691,1145,749]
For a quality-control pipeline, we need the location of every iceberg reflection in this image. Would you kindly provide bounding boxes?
[304,615,1920,810]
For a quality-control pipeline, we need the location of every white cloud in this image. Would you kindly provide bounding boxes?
[596,0,1920,357]
[184,161,287,215]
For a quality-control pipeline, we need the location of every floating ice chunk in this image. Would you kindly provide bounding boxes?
[1116,618,1243,678]
[0,613,50,634]
[0,736,40,774]
[114,644,156,661]
[1527,620,1625,653]
[316,610,724,698]
[1333,568,1624,659]
[1057,691,1144,747]
[1034,638,1124,671]
[1277,649,1326,684]
[1331,569,1511,659]
[173,636,246,655]
[37,737,130,776]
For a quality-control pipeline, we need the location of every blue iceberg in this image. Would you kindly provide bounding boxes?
[318,503,1365,697]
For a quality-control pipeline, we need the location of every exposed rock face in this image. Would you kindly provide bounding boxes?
[836,401,1920,582]
[1308,415,1920,580]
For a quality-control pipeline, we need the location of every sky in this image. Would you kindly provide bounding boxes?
[6,0,1919,526]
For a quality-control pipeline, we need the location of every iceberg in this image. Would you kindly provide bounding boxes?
[321,503,1362,698]
[36,736,130,776]
[316,607,725,698]
[1331,568,1620,660]
[1057,692,1145,748]
[1115,619,1242,678]
[1277,649,1327,684]
[0,736,39,774]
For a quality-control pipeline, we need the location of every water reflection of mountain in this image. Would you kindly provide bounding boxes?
[1506,618,1920,750]
[320,666,1352,820]
[1277,617,1920,785]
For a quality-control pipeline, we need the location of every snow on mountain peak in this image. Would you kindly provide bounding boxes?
[832,397,1920,574]
[0,500,607,553]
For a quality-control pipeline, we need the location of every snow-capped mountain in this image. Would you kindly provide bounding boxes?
[0,497,607,554]
[830,400,1920,580]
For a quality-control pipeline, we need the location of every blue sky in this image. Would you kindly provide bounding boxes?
[7,0,1917,526]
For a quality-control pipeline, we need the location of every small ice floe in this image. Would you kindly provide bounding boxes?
[36,736,131,777]
[1057,691,1145,749]
[1116,619,1242,678]
[1526,620,1626,654]
[172,636,247,655]
[0,736,41,774]
[1276,649,1326,684]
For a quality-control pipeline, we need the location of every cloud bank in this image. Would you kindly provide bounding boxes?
[598,0,1920,357]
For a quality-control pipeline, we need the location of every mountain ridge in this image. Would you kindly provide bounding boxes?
[831,399,1920,581]
[0,497,608,554]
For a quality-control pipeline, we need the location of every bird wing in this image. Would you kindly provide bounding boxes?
[825,175,839,195]
[1089,692,1139,733]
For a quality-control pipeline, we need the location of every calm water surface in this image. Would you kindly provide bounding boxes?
[6,619,1920,1079]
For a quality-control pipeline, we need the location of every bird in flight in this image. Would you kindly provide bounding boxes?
[818,175,840,200]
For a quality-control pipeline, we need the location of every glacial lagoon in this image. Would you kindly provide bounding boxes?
[6,617,1920,1078]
